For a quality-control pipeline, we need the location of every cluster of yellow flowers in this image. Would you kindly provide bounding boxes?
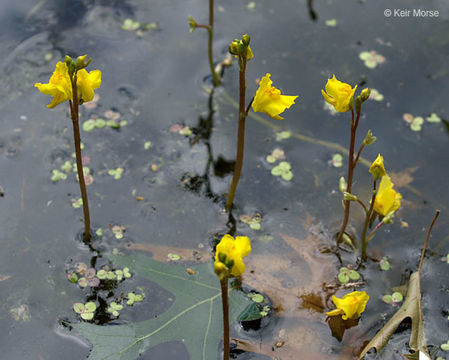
[35,58,101,108]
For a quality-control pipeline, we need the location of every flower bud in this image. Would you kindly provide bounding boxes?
[241,34,250,46]
[339,176,347,193]
[218,252,227,263]
[343,192,358,201]
[64,55,76,76]
[382,211,395,224]
[214,261,228,281]
[228,41,240,56]
[76,55,91,70]
[355,95,362,113]
[360,88,371,102]
[363,129,376,146]
[188,16,197,33]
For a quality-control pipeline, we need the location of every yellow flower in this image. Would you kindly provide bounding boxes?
[373,174,402,217]
[77,68,102,103]
[252,73,298,120]
[326,291,369,320]
[35,60,102,108]
[321,75,357,113]
[214,234,251,278]
[369,154,386,180]
[35,62,72,109]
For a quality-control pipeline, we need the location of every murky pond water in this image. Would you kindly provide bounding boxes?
[1,0,448,359]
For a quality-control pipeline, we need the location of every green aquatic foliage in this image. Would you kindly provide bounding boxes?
[127,292,144,306]
[73,302,96,321]
[239,214,262,231]
[337,267,360,284]
[72,253,253,360]
[271,161,293,181]
[108,302,124,317]
[379,256,390,271]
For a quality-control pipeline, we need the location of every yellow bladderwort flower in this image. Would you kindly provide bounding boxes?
[77,68,102,103]
[373,174,402,217]
[35,59,102,108]
[35,62,72,108]
[214,234,251,278]
[321,75,357,113]
[369,154,386,180]
[326,291,369,320]
[252,73,298,120]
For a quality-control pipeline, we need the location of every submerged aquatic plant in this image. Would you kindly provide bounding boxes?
[225,35,297,211]
[214,234,251,360]
[189,0,221,86]
[35,55,101,241]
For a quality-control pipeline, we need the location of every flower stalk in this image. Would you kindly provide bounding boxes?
[69,72,91,241]
[35,55,101,242]
[360,179,377,261]
[225,54,247,212]
[337,108,360,242]
[219,277,230,360]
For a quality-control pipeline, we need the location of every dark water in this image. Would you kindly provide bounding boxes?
[0,0,448,359]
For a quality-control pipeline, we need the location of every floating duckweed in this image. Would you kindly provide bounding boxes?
[258,234,274,243]
[51,169,67,182]
[144,141,152,150]
[123,267,132,278]
[127,292,144,306]
[359,50,386,69]
[240,214,262,231]
[108,167,124,180]
[247,1,256,11]
[73,302,96,320]
[410,117,424,132]
[82,119,96,132]
[260,305,270,317]
[95,118,106,128]
[330,153,343,168]
[67,272,78,283]
[275,131,291,141]
[72,198,83,208]
[61,160,73,173]
[248,293,264,303]
[271,161,293,181]
[115,269,124,281]
[426,113,441,123]
[168,253,181,261]
[266,148,285,163]
[122,19,141,31]
[337,267,360,284]
[391,292,403,303]
[107,302,123,317]
[325,19,337,27]
[95,228,103,237]
[442,342,449,351]
[369,88,384,101]
[111,225,125,239]
[379,256,390,271]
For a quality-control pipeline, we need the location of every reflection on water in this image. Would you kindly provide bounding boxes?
[0,0,448,359]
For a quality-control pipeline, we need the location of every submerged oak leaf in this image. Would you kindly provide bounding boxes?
[252,73,298,120]
[72,253,253,360]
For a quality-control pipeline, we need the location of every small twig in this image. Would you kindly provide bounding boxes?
[324,281,365,291]
[418,210,440,275]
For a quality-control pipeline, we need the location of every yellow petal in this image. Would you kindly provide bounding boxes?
[35,61,72,108]
[77,69,101,103]
[252,73,298,120]
[373,175,402,216]
[369,154,386,179]
[321,75,357,113]
[330,291,369,320]
[234,236,251,258]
